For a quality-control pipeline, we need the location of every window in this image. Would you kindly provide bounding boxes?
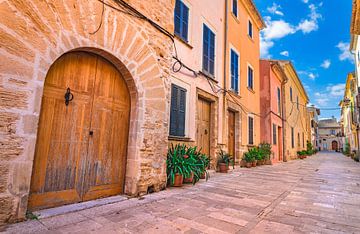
[247,65,254,90]
[297,133,300,147]
[291,127,294,148]
[297,96,299,110]
[273,124,277,145]
[277,87,281,115]
[248,116,254,145]
[230,49,239,93]
[202,24,215,77]
[302,132,304,148]
[290,87,293,102]
[169,84,186,137]
[174,0,189,42]
[248,20,253,38]
[330,129,335,135]
[232,0,238,17]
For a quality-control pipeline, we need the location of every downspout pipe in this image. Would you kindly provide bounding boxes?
[223,0,228,146]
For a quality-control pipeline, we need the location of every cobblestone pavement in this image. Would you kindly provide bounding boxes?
[4,152,360,234]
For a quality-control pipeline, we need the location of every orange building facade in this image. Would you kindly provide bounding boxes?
[223,0,265,162]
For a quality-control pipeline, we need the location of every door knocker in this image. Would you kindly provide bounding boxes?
[64,87,74,106]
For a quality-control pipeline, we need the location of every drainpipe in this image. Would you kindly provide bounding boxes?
[222,0,228,147]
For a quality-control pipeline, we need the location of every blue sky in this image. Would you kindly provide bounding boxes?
[253,0,355,119]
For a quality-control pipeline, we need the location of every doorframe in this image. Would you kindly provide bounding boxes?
[227,99,242,164]
[196,88,218,168]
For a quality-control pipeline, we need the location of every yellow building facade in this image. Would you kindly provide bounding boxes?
[279,61,311,160]
[339,72,358,152]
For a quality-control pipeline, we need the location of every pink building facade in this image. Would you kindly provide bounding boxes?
[260,60,286,163]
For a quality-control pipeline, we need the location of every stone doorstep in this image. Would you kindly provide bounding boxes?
[32,195,128,219]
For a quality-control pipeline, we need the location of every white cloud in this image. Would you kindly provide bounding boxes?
[302,0,309,3]
[262,19,296,40]
[297,19,318,33]
[336,42,355,63]
[326,83,345,97]
[308,73,317,80]
[260,3,322,57]
[321,59,331,69]
[280,51,289,57]
[267,3,284,16]
[296,4,321,34]
[260,36,274,58]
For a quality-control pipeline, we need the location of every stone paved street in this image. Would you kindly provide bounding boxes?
[4,152,360,234]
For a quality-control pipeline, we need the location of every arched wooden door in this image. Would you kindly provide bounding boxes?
[332,141,338,151]
[29,52,130,210]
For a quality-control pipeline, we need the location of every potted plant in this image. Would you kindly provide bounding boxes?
[217,149,233,173]
[243,151,254,168]
[198,153,210,180]
[259,143,272,165]
[255,148,264,166]
[167,144,202,187]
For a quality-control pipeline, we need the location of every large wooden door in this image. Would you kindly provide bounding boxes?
[29,52,130,210]
[228,110,236,161]
[196,98,211,156]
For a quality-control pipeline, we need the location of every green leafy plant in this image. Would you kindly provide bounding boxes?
[343,142,350,156]
[198,153,211,181]
[258,143,272,160]
[306,141,314,155]
[243,151,255,162]
[217,149,234,168]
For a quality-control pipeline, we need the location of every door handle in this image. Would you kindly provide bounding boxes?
[64,87,74,106]
[89,131,94,136]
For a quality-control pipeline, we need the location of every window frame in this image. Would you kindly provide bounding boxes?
[277,87,281,115]
[202,23,216,78]
[248,20,253,39]
[248,115,254,145]
[174,0,190,42]
[247,63,254,90]
[230,46,240,93]
[273,124,277,145]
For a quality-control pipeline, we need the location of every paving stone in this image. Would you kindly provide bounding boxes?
[5,152,360,233]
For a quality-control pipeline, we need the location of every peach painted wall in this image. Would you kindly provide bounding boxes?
[169,0,225,161]
[260,60,283,163]
[225,0,262,155]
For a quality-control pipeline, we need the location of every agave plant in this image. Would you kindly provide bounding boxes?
[217,149,234,168]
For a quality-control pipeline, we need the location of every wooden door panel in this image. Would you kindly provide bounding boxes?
[83,56,130,199]
[228,111,235,160]
[196,98,211,156]
[29,52,97,210]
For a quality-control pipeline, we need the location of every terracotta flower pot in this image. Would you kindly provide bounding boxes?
[240,160,246,167]
[218,163,228,173]
[183,172,194,183]
[265,159,272,165]
[173,173,183,187]
[246,162,252,168]
[252,160,257,167]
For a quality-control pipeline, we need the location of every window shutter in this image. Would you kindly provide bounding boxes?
[174,0,181,36]
[230,51,235,90]
[249,117,254,145]
[203,26,209,72]
[169,85,179,136]
[178,88,186,136]
[209,31,215,75]
[234,53,239,92]
[233,0,237,17]
[182,6,189,41]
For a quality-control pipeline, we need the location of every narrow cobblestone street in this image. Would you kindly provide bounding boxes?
[4,152,360,234]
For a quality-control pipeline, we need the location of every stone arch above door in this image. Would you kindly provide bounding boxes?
[0,0,173,222]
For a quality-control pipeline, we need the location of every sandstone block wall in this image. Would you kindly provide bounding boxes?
[0,0,174,224]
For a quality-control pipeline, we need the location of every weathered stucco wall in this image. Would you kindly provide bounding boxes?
[0,0,174,224]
